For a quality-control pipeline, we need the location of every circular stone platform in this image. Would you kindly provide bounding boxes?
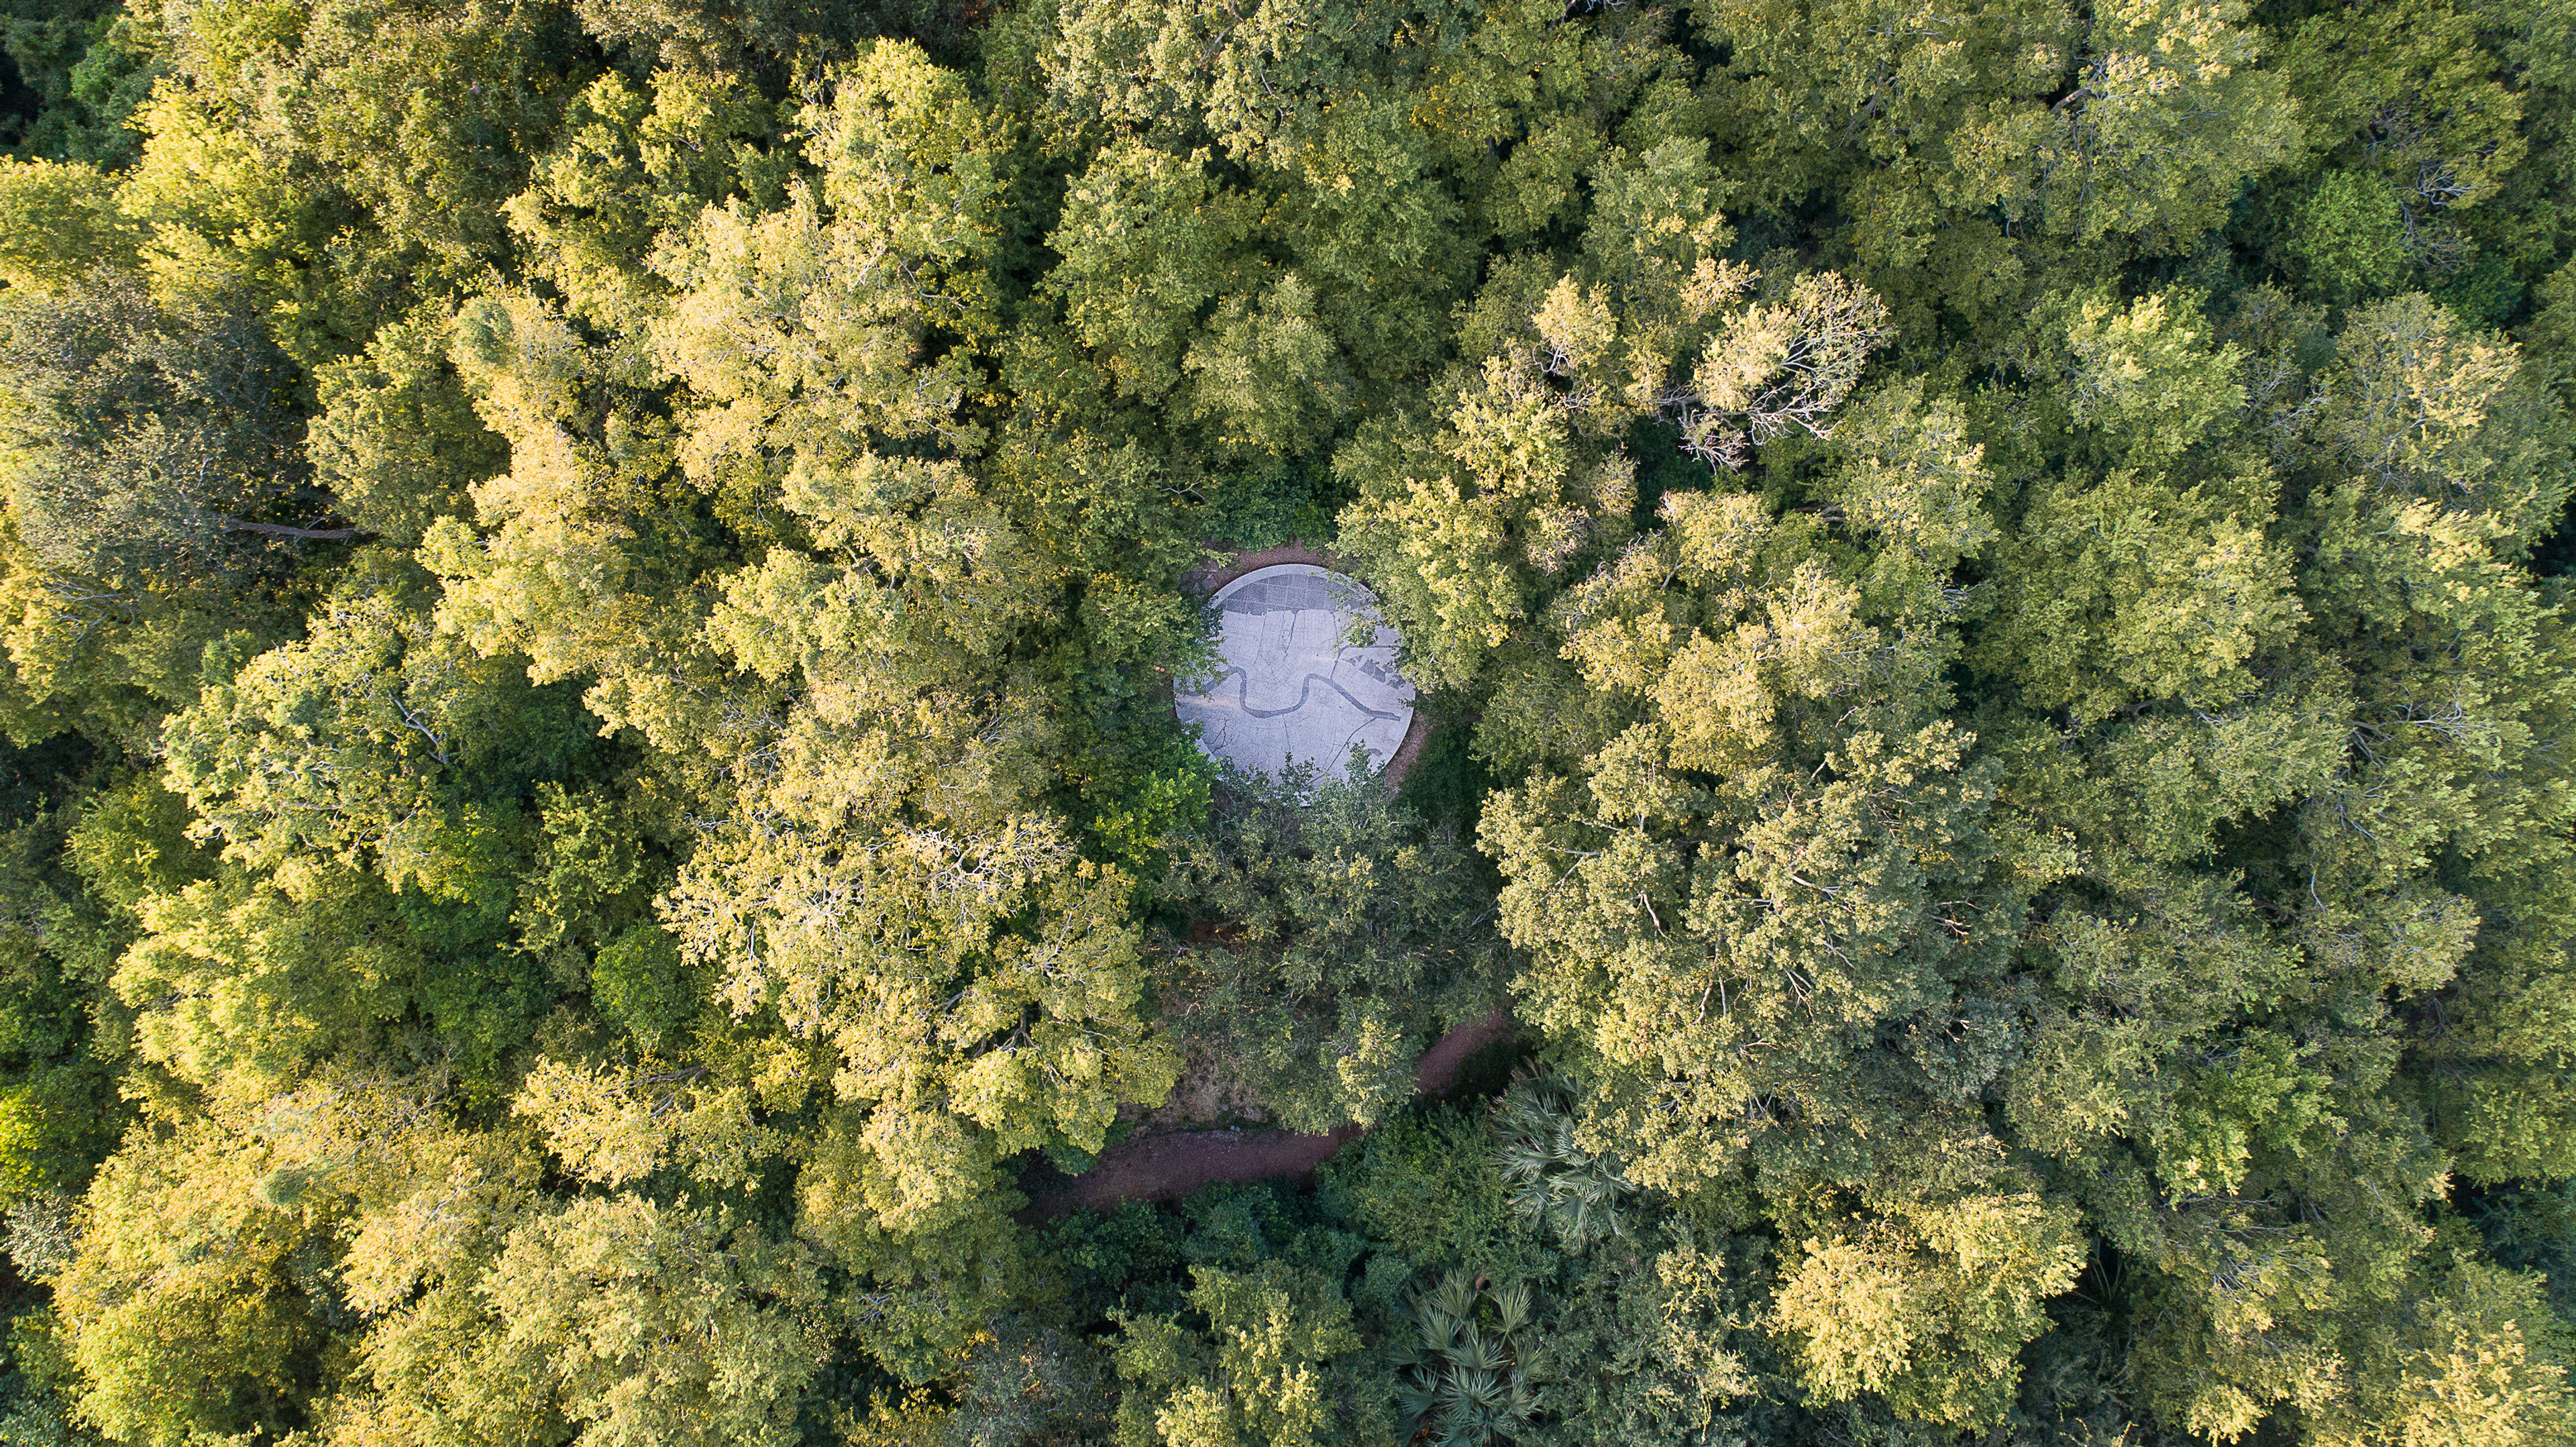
[1175,564,1416,783]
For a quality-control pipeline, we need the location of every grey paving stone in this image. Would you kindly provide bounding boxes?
[1175,564,1416,783]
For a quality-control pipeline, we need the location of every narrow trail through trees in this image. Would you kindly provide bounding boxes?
[1022,1006,1514,1218]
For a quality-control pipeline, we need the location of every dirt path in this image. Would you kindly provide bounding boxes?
[1022,1006,1515,1219]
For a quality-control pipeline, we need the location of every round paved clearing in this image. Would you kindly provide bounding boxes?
[1175,564,1415,782]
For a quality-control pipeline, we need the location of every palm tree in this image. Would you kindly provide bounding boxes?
[1491,1073,1634,1253]
[1393,1272,1537,1446]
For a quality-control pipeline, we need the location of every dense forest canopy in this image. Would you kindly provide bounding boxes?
[0,0,2570,1442]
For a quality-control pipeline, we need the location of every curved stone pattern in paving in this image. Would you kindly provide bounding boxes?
[1176,564,1416,782]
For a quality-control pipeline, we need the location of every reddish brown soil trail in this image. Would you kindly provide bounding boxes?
[1023,1006,1515,1219]
[1408,1005,1515,1097]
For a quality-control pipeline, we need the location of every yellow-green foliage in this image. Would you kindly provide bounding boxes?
[0,0,2567,1444]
